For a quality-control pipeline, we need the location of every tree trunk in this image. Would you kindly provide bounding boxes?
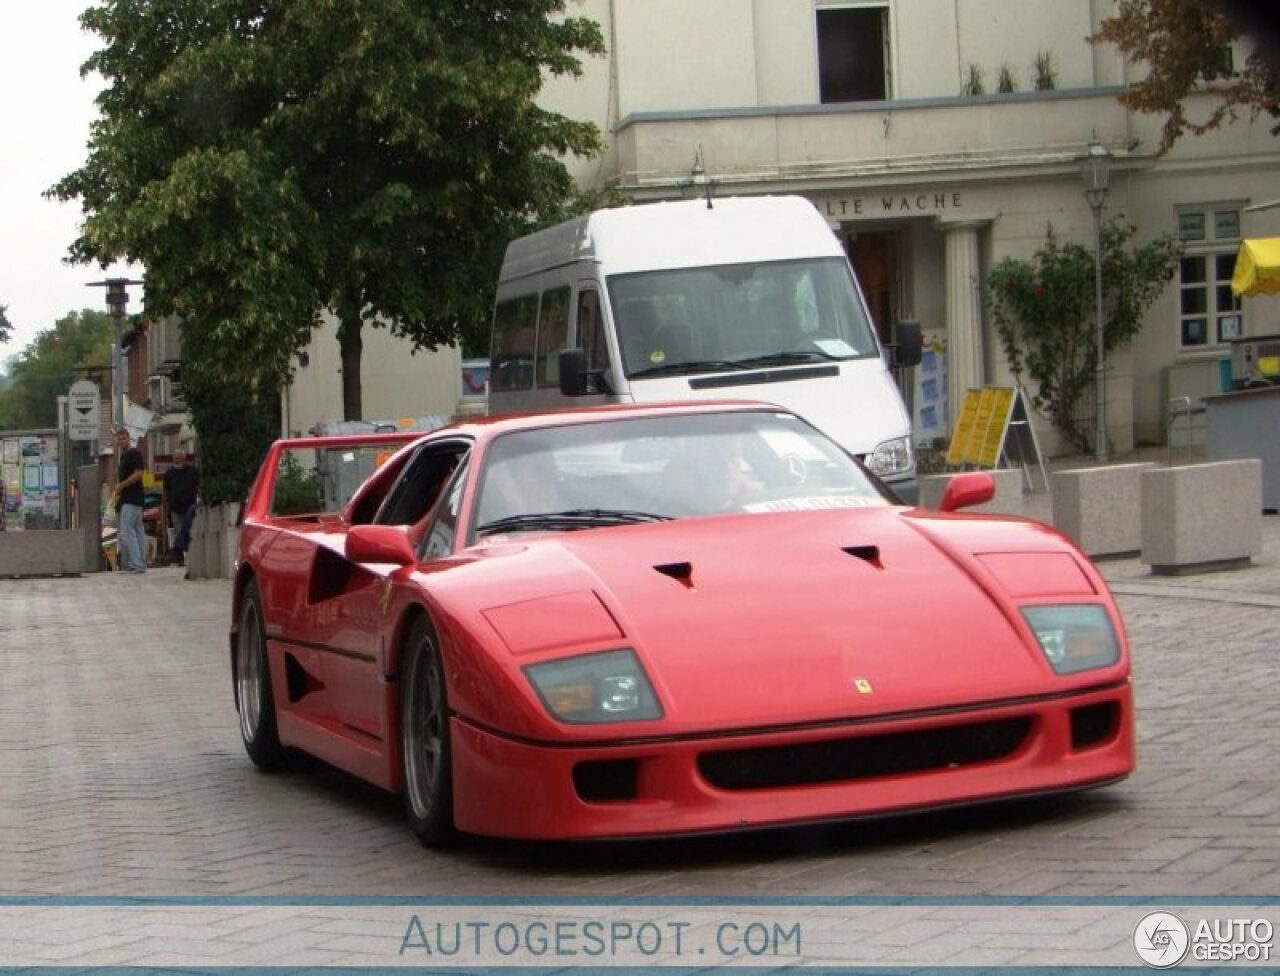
[337,319,364,421]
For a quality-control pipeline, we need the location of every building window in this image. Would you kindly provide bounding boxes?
[1177,206,1241,350]
[817,5,891,103]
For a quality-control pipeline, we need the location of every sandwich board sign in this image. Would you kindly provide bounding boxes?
[67,379,102,442]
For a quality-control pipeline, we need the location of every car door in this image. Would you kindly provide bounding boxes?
[317,439,472,740]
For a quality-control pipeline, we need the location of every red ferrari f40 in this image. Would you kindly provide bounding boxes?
[230,402,1134,846]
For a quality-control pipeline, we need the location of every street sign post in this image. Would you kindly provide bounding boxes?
[67,379,102,442]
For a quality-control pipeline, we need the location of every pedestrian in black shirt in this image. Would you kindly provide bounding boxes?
[162,446,199,566]
[111,429,148,573]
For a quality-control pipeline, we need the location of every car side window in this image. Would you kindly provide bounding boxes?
[421,457,471,560]
[347,447,414,524]
[374,441,469,527]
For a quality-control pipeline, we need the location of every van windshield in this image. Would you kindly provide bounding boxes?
[607,257,879,378]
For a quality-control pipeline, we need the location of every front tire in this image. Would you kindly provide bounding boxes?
[235,580,289,770]
[400,616,456,846]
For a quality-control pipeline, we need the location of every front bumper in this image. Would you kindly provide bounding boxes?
[448,681,1133,840]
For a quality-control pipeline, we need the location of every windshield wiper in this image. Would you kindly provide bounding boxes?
[476,509,672,535]
[628,360,745,378]
[731,350,844,367]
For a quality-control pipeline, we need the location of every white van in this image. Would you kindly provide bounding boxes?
[487,196,922,499]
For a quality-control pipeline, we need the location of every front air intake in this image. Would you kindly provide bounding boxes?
[698,717,1031,790]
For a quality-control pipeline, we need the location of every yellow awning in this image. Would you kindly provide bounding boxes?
[1232,238,1280,296]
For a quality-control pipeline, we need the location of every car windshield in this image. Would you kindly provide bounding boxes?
[608,257,879,378]
[471,410,890,540]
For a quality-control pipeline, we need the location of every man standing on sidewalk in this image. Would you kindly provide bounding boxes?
[111,428,147,573]
[162,446,199,566]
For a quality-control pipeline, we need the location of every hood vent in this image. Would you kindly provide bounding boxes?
[654,561,694,588]
[842,544,882,569]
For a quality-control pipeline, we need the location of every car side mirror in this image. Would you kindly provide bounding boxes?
[939,471,995,512]
[559,348,589,397]
[890,319,923,369]
[346,524,417,566]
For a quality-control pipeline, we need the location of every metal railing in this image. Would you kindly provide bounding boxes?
[1166,396,1203,465]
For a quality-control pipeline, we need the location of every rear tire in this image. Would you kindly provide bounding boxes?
[235,580,290,770]
[400,616,456,847]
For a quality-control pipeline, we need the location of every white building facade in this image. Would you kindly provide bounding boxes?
[539,0,1280,455]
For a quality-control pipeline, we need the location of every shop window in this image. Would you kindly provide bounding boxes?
[1177,206,1242,350]
[817,5,891,103]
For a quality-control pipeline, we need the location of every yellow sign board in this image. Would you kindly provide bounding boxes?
[945,391,982,466]
[946,387,1017,468]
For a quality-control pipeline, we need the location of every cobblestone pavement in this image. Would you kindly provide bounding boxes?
[1,512,1278,903]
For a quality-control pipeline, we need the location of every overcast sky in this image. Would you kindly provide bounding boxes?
[1,1,143,360]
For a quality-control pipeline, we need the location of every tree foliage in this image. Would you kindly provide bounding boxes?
[987,221,1183,454]
[182,367,280,507]
[0,310,116,430]
[1090,0,1280,152]
[0,305,11,346]
[50,0,606,422]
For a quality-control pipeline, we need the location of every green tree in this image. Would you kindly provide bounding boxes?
[1090,0,1280,152]
[0,311,116,430]
[987,221,1183,454]
[49,0,605,421]
[0,304,12,345]
[180,333,281,507]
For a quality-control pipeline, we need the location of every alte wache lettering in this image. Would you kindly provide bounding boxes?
[820,192,963,217]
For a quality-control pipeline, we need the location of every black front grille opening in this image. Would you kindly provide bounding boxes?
[698,717,1032,791]
[574,759,639,803]
[1070,701,1120,751]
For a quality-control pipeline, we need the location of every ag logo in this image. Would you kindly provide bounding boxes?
[1133,911,1190,969]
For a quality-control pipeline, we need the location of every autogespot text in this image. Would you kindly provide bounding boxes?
[399,915,803,961]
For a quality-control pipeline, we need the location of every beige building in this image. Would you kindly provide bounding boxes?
[279,315,463,437]
[538,0,1280,455]
[140,313,464,449]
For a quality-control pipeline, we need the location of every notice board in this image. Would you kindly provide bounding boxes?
[945,387,1016,467]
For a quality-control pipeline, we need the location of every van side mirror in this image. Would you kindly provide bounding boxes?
[890,319,923,369]
[558,348,612,397]
[559,348,589,396]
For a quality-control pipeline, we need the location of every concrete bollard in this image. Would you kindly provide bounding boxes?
[187,507,210,579]
[1050,463,1154,557]
[1140,459,1262,574]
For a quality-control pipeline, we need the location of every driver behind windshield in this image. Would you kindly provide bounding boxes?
[474,445,568,525]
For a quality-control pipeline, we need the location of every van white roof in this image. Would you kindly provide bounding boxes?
[500,196,843,282]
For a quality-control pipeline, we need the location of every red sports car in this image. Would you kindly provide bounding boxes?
[230,402,1134,846]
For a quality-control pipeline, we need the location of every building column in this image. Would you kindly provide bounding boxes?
[940,220,986,433]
